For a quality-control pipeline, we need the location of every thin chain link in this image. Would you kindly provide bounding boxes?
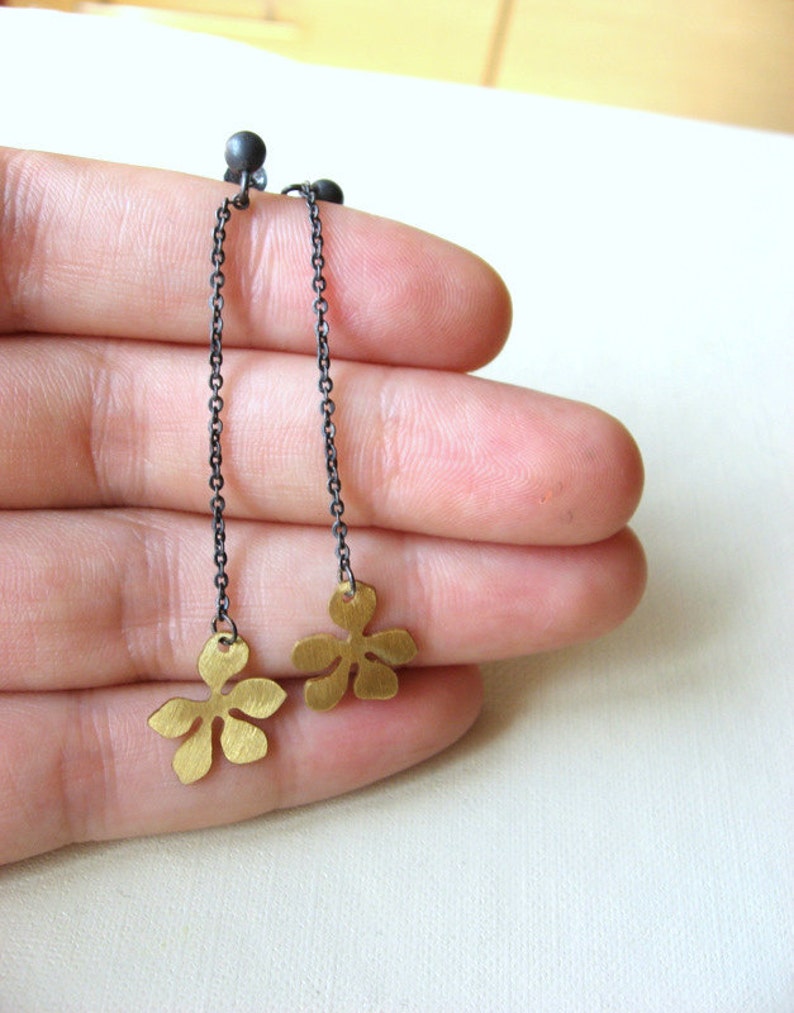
[207,194,245,642]
[299,184,356,593]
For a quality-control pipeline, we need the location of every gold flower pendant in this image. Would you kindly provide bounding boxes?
[148,633,286,784]
[292,582,417,711]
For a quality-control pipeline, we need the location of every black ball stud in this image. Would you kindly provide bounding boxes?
[223,131,267,192]
[224,131,266,174]
[311,179,344,205]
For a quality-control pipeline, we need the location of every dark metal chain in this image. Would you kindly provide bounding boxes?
[299,183,356,593]
[208,167,353,637]
[207,182,253,644]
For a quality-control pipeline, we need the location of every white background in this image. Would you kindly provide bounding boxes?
[0,9,792,1010]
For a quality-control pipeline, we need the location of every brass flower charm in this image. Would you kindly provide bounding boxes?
[292,582,417,711]
[148,633,286,784]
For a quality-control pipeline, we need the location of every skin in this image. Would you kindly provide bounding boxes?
[0,149,646,866]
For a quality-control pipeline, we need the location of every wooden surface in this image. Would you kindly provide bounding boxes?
[496,0,794,134]
[5,0,794,132]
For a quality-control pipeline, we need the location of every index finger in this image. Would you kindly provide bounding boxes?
[0,148,511,371]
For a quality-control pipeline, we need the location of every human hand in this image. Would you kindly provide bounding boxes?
[0,149,645,865]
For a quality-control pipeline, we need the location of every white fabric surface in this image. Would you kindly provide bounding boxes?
[0,9,792,1011]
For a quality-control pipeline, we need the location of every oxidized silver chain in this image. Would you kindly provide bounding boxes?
[303,183,355,592]
[283,181,355,593]
[207,177,258,643]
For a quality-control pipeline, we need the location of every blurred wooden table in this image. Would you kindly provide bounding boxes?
[5,0,794,132]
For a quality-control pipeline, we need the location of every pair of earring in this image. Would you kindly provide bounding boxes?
[148,132,417,785]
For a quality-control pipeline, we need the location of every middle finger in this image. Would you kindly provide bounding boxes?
[0,509,646,692]
[1,336,642,546]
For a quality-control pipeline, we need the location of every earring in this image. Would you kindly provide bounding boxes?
[148,132,287,784]
[285,182,418,711]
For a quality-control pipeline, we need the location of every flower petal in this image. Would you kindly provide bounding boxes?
[220,714,269,765]
[172,720,213,785]
[353,657,399,701]
[304,658,352,711]
[366,629,417,666]
[148,696,203,738]
[197,633,250,692]
[226,677,287,719]
[291,634,342,672]
[328,581,377,634]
